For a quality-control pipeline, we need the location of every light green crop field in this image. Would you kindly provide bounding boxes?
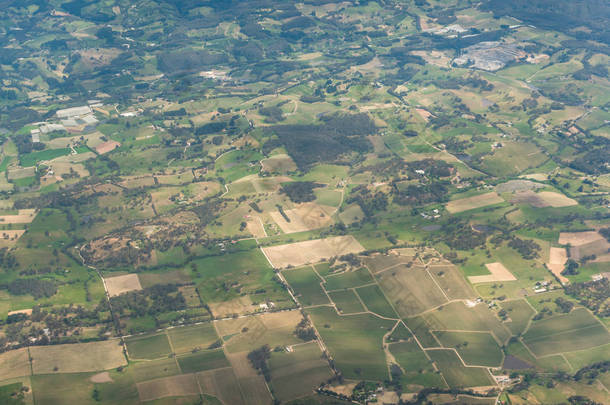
[434,331,503,367]
[426,349,495,388]
[177,349,230,373]
[308,306,394,380]
[328,289,365,314]
[355,284,398,318]
[523,308,610,357]
[283,266,329,306]
[125,333,172,360]
[500,299,536,336]
[324,267,374,291]
[269,341,333,402]
[167,323,220,355]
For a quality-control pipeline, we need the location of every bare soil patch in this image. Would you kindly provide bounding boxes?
[104,273,142,297]
[246,216,266,238]
[262,235,365,268]
[90,371,113,383]
[468,263,517,283]
[547,247,569,284]
[270,202,334,233]
[496,179,544,193]
[7,308,32,316]
[95,140,121,154]
[137,373,200,402]
[446,192,504,213]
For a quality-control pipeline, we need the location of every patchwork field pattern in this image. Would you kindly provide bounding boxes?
[468,262,517,283]
[262,235,365,268]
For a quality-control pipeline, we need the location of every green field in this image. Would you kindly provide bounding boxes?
[328,289,365,314]
[500,299,535,336]
[307,306,394,380]
[20,148,71,167]
[167,323,220,354]
[434,331,503,367]
[324,267,374,291]
[283,267,329,306]
[355,284,398,318]
[177,349,229,373]
[426,350,495,388]
[125,333,172,360]
[522,308,610,357]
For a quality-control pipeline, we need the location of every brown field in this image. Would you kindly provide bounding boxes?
[270,202,334,233]
[225,351,258,379]
[104,273,142,297]
[258,154,295,173]
[224,351,273,404]
[262,235,365,268]
[0,209,37,224]
[246,216,267,238]
[511,190,577,208]
[30,339,126,374]
[95,140,121,154]
[49,161,89,179]
[558,231,604,246]
[90,372,113,383]
[7,167,36,180]
[496,179,544,193]
[446,192,504,213]
[209,296,257,318]
[468,263,517,284]
[8,308,32,316]
[0,230,26,245]
[0,348,30,381]
[197,367,246,405]
[548,247,569,284]
[571,239,610,262]
[137,373,200,402]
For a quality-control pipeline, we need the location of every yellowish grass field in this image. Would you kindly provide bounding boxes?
[446,192,504,213]
[262,235,365,268]
[0,209,37,224]
[0,230,26,246]
[270,202,334,233]
[136,373,200,402]
[30,340,126,374]
[197,367,246,405]
[261,154,297,173]
[559,231,604,246]
[512,190,577,208]
[468,263,517,284]
[104,273,142,297]
[246,216,267,238]
[0,348,30,381]
[209,295,257,318]
[548,247,569,284]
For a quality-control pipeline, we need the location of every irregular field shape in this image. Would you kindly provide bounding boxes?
[104,273,142,297]
[324,267,374,291]
[426,349,495,388]
[197,367,246,405]
[468,262,517,283]
[262,235,365,268]
[283,266,329,306]
[433,331,503,367]
[269,202,334,233]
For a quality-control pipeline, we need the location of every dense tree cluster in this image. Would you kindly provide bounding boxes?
[280,181,323,203]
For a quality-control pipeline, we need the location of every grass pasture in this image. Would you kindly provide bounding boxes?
[125,333,172,360]
[426,350,495,388]
[168,323,220,354]
[269,341,333,402]
[522,308,610,357]
[0,348,30,382]
[197,367,246,405]
[283,266,329,307]
[136,373,200,402]
[499,299,535,336]
[30,340,126,374]
[328,289,365,314]
[355,284,398,318]
[434,331,503,367]
[427,264,475,300]
[104,273,142,297]
[324,267,374,291]
[307,306,394,380]
[177,349,229,373]
[129,357,181,383]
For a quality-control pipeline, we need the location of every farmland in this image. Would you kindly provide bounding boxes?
[0,0,608,402]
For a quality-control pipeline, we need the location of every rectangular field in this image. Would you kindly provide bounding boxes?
[446,192,504,213]
[197,367,246,405]
[125,333,172,360]
[262,235,365,268]
[328,289,365,314]
[136,373,200,402]
[283,267,329,306]
[168,323,220,354]
[104,273,142,297]
[0,348,30,381]
[30,340,126,374]
[434,331,503,367]
[177,349,230,373]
